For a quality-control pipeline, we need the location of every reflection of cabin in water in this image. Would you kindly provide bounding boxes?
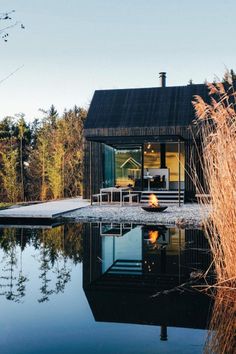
[83,223,212,331]
[83,72,209,202]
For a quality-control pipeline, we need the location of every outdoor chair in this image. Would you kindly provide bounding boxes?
[92,193,110,205]
[122,193,139,205]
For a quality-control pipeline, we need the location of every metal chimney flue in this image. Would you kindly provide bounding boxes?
[159,72,166,87]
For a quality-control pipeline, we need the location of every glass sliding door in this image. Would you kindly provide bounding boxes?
[143,143,165,190]
[103,144,115,187]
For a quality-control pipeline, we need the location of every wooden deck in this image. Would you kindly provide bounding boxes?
[0,198,90,225]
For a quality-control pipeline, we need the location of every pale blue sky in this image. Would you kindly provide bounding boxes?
[0,0,236,121]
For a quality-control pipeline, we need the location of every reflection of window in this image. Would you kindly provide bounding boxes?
[120,157,141,180]
[101,225,142,273]
[115,148,141,187]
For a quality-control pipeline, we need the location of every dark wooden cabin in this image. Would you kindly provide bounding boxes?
[83,74,209,202]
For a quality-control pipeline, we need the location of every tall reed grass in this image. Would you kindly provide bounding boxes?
[204,289,235,354]
[193,74,236,353]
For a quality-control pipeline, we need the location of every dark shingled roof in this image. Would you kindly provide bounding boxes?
[85,84,209,129]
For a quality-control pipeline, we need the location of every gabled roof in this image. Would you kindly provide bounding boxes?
[85,84,209,129]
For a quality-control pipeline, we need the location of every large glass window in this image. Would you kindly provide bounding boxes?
[115,148,142,187]
[144,143,160,169]
[103,142,185,190]
[143,142,185,190]
[165,143,185,183]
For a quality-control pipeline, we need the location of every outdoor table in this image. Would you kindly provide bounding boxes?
[100,187,131,206]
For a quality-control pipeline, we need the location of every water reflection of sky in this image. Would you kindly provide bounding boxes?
[0,223,210,354]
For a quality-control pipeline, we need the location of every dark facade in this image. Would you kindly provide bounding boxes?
[83,82,209,201]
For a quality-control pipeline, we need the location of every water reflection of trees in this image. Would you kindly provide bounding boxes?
[0,228,28,303]
[0,224,83,303]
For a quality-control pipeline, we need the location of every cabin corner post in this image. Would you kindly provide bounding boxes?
[178,139,181,207]
[141,143,144,191]
[89,141,92,205]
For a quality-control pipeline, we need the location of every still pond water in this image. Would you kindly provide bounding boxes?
[0,222,212,354]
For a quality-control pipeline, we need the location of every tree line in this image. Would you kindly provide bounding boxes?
[0,105,87,203]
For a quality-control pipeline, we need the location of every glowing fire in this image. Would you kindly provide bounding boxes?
[149,194,159,207]
[148,230,159,244]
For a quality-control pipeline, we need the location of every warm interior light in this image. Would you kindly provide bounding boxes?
[147,143,151,149]
[149,194,159,207]
[148,230,159,244]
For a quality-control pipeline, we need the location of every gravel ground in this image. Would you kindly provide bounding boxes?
[64,203,210,228]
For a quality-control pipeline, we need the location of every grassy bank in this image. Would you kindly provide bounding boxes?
[0,202,13,210]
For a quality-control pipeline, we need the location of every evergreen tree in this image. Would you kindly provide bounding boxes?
[0,144,19,202]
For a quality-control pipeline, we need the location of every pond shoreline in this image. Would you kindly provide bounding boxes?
[64,203,210,228]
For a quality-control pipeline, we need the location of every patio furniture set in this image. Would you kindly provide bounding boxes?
[92,187,139,206]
